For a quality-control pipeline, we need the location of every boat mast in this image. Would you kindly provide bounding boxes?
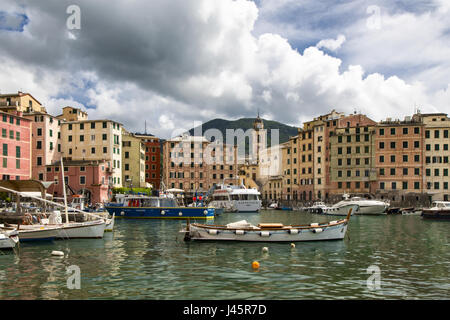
[60,157,69,224]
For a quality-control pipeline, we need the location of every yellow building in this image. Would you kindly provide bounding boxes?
[420,113,450,201]
[0,91,46,114]
[122,130,146,188]
[59,112,123,187]
[57,106,88,122]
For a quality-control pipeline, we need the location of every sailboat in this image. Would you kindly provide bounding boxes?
[0,158,112,239]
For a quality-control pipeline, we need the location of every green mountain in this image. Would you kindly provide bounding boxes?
[188,118,298,147]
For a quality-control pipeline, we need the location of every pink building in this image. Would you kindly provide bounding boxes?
[45,159,112,205]
[0,111,32,180]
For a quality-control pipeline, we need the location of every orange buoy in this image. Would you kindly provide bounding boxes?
[252,261,260,269]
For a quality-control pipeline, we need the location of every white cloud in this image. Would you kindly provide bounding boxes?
[0,0,448,139]
[316,34,346,51]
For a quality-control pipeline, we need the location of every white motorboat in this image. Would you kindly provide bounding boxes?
[325,195,389,215]
[182,207,353,242]
[209,184,262,213]
[421,201,450,219]
[305,202,329,214]
[0,227,19,249]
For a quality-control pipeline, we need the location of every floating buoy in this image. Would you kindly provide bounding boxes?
[204,210,208,215]
[51,250,64,257]
[178,212,183,216]
[290,243,296,248]
[262,247,269,253]
[161,210,165,215]
[252,261,260,269]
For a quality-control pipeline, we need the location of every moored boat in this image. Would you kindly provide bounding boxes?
[105,193,215,219]
[0,227,19,249]
[182,207,354,242]
[421,201,450,220]
[14,224,61,242]
[325,195,388,215]
[208,183,261,213]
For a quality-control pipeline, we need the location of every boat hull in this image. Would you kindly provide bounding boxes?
[356,204,388,215]
[187,223,348,242]
[17,226,60,242]
[105,205,215,219]
[0,232,19,249]
[56,220,106,239]
[421,209,450,219]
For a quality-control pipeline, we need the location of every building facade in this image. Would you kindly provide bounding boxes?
[328,114,377,199]
[134,134,161,189]
[122,131,146,188]
[0,111,32,180]
[60,117,123,187]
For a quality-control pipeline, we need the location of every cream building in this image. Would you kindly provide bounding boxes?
[0,91,46,114]
[420,113,450,201]
[59,108,123,187]
[122,130,146,188]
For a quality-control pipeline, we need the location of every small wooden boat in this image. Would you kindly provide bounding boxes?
[421,201,450,219]
[0,227,19,249]
[14,224,61,242]
[182,207,353,242]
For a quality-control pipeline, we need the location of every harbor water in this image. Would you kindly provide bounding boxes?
[0,210,449,300]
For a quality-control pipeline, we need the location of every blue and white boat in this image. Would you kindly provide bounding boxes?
[105,193,215,219]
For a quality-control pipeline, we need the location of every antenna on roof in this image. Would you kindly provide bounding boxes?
[145,120,147,135]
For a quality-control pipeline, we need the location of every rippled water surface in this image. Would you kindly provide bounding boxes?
[0,211,449,299]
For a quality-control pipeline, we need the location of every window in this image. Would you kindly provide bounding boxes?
[379,168,385,176]
[91,135,95,141]
[403,128,408,135]
[403,168,408,175]
[414,168,420,175]
[379,155,384,163]
[390,168,396,175]
[37,141,42,149]
[80,176,86,185]
[392,182,397,190]
[425,130,430,138]
[403,155,408,162]
[414,127,419,134]
[390,141,396,149]
[434,130,439,138]
[68,124,72,130]
[414,182,420,190]
[103,147,107,153]
[402,181,408,190]
[91,147,95,154]
[403,141,408,148]
[103,122,107,128]
[91,122,95,129]
[391,128,396,135]
[414,141,419,148]
[2,144,7,156]
[2,158,6,168]
[68,135,72,142]
[80,135,84,142]
[80,123,84,130]
[37,157,42,165]
[16,132,20,141]
[414,155,420,162]
[49,142,53,151]
[435,144,440,151]
[15,146,20,158]
[379,142,384,149]
[391,155,396,163]
[379,128,385,135]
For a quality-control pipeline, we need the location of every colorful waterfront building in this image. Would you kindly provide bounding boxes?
[45,159,112,204]
[163,134,238,193]
[375,115,424,201]
[328,113,377,199]
[133,133,161,190]
[419,113,450,201]
[122,130,146,188]
[23,112,62,181]
[0,111,32,180]
[0,91,46,114]
[58,107,123,188]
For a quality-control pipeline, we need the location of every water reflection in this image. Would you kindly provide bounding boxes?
[0,211,449,299]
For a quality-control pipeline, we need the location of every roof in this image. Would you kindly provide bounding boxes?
[0,180,54,193]
[0,92,43,106]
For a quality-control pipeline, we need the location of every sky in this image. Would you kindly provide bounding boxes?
[0,0,449,139]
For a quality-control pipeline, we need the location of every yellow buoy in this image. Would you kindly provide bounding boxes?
[252,261,260,269]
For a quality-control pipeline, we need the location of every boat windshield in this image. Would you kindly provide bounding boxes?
[231,194,260,200]
[160,198,178,207]
[213,195,230,201]
[141,198,160,207]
